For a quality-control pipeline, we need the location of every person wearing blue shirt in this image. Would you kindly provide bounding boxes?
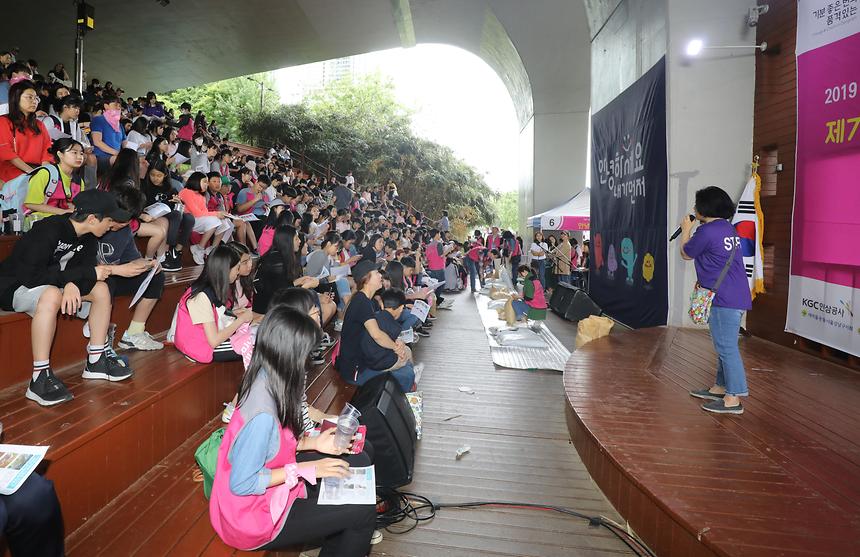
[89,95,126,174]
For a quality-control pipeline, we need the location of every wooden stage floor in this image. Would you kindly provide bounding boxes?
[565,326,860,557]
[372,290,635,557]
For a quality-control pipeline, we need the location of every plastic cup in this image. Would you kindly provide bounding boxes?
[340,402,361,421]
[333,415,359,451]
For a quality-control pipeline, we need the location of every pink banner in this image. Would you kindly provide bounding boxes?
[787,1,860,356]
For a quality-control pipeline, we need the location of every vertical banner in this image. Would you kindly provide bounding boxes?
[787,1,860,356]
[590,57,668,328]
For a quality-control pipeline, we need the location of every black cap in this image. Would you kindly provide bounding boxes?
[72,190,132,222]
[352,260,382,283]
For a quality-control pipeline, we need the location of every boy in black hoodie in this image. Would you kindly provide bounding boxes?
[0,190,135,406]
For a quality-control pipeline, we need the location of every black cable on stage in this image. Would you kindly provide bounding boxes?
[374,488,657,557]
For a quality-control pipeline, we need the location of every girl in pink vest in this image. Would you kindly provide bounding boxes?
[173,245,252,363]
[209,306,376,554]
[512,262,548,321]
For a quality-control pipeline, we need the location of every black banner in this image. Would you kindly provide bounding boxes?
[589,57,667,328]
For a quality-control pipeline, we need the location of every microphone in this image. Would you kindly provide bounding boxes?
[669,215,695,241]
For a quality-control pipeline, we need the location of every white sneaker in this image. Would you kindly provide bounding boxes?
[370,529,384,545]
[190,245,205,265]
[118,331,164,351]
[413,362,425,385]
[319,332,336,348]
[334,319,343,332]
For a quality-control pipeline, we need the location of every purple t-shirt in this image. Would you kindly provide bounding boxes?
[683,219,752,310]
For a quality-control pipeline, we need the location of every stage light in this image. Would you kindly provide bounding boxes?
[686,39,704,57]
[684,39,767,57]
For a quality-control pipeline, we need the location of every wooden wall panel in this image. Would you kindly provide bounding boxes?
[747,0,859,369]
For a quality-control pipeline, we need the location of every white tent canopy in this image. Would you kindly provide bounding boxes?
[528,188,590,230]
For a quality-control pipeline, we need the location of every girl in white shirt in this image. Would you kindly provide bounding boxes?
[529,231,549,287]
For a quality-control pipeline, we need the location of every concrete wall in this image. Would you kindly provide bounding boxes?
[664,0,757,326]
[587,0,757,326]
[590,0,667,113]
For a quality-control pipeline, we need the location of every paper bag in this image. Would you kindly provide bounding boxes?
[504,297,517,327]
[574,315,615,349]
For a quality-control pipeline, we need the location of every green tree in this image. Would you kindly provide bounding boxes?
[238,74,498,226]
[158,72,279,140]
[492,191,520,234]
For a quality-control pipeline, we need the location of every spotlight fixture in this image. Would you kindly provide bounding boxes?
[684,39,767,57]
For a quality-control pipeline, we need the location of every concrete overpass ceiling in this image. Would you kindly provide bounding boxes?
[2,1,591,128]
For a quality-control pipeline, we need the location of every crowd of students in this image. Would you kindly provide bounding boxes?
[0,54,564,555]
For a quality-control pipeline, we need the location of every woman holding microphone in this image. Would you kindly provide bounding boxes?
[679,186,752,415]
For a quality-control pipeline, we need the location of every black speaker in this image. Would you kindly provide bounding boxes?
[563,289,602,322]
[550,281,579,315]
[351,374,417,488]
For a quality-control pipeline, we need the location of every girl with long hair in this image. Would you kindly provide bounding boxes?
[209,306,375,555]
[251,225,319,314]
[0,80,52,183]
[171,245,252,363]
[140,158,195,272]
[102,148,170,259]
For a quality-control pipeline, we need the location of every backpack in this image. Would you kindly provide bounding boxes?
[0,164,63,215]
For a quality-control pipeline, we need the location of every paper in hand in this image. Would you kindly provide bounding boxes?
[129,265,158,308]
[143,202,171,219]
[410,299,431,323]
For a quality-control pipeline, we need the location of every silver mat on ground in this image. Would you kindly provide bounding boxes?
[474,292,571,372]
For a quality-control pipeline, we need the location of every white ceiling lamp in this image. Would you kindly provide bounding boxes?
[684,39,768,57]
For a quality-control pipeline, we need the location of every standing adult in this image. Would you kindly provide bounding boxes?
[554,232,572,286]
[528,231,548,287]
[681,186,752,415]
[332,179,352,211]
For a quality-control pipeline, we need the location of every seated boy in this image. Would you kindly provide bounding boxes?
[0,190,135,406]
[361,289,413,372]
[101,185,166,351]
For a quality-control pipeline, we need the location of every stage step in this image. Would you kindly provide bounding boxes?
[0,345,244,536]
[0,266,199,391]
[64,353,354,556]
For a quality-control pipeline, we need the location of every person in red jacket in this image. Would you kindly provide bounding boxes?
[0,80,52,184]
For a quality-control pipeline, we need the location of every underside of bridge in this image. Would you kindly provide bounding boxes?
[1,0,597,232]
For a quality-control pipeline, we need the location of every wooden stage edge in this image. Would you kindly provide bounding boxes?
[563,326,860,557]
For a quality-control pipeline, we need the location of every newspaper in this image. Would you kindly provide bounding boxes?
[143,202,171,219]
[0,444,49,495]
[422,277,446,291]
[227,213,259,222]
[318,465,376,505]
[399,328,415,344]
[330,265,351,279]
[410,299,430,323]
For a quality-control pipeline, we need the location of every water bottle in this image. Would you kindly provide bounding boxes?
[11,210,22,235]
